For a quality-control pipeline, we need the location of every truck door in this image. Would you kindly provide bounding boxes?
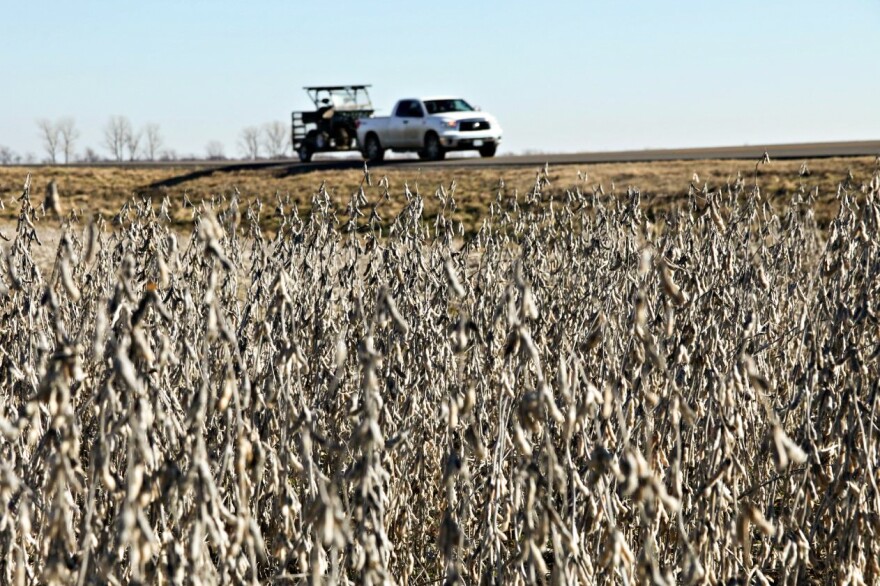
[394,100,426,148]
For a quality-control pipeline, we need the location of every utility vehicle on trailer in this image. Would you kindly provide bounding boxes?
[291,85,374,162]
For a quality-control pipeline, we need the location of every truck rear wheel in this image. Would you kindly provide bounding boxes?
[423,132,445,161]
[363,134,384,163]
[298,143,313,163]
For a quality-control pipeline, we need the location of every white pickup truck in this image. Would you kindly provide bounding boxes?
[355,97,502,162]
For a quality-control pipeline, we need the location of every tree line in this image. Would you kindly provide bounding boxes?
[0,117,293,165]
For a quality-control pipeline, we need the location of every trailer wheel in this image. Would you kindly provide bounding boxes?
[363,134,384,163]
[423,132,445,161]
[298,143,313,163]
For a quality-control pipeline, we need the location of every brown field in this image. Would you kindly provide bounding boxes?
[2,155,880,582]
[1,156,877,234]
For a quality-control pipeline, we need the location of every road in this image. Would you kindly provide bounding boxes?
[259,139,880,177]
[432,140,880,166]
[42,139,879,178]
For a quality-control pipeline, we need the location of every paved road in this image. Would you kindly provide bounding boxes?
[434,140,880,166]
[42,140,879,182]
[261,139,880,177]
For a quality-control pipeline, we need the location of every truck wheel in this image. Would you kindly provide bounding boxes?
[363,134,384,163]
[423,132,445,161]
[479,144,497,158]
[298,143,313,163]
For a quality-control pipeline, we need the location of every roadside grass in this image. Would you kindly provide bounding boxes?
[0,156,876,234]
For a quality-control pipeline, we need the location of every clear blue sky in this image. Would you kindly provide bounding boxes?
[1,0,878,160]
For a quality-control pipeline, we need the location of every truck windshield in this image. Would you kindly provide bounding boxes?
[424,99,474,114]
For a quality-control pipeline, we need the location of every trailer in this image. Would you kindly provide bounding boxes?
[291,85,374,162]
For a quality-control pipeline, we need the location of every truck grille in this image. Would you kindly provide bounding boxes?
[460,119,491,132]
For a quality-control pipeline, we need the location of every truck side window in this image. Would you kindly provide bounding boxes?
[396,101,424,118]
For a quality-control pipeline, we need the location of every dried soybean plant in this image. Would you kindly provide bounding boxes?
[0,160,879,585]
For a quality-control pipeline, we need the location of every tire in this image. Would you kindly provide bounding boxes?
[479,144,497,158]
[334,126,351,150]
[423,132,445,161]
[363,134,384,163]
[299,131,317,162]
[316,131,330,150]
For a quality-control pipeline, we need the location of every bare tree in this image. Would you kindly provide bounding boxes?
[143,123,163,161]
[80,147,102,163]
[262,121,289,158]
[57,117,80,164]
[239,127,261,160]
[104,116,129,162]
[0,146,18,165]
[124,125,141,161]
[205,141,226,161]
[37,119,61,164]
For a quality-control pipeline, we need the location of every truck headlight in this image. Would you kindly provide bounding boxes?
[440,120,458,129]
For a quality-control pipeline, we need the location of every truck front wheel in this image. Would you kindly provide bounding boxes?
[479,144,497,158]
[422,132,445,161]
[363,134,384,163]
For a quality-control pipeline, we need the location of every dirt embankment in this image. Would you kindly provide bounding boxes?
[1,156,877,235]
[0,155,876,277]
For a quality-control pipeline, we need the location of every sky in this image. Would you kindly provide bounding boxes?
[1,0,878,160]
